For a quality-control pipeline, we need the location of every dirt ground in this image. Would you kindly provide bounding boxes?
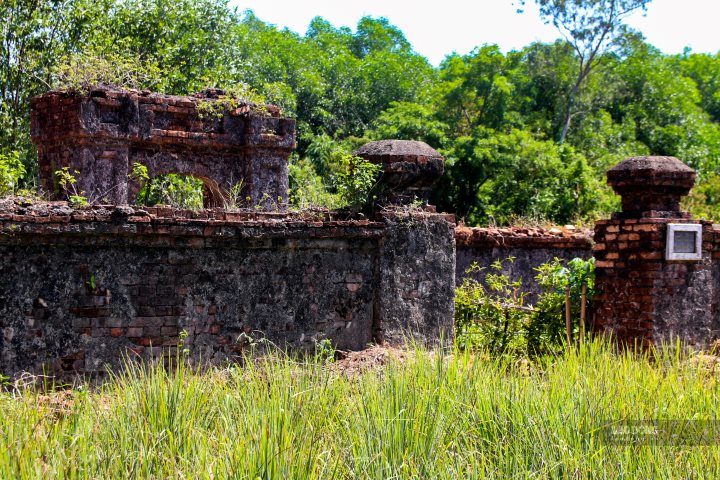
[332,344,411,376]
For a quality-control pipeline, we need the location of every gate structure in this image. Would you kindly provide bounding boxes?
[30,87,295,208]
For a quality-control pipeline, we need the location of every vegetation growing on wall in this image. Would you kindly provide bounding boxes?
[3,0,720,222]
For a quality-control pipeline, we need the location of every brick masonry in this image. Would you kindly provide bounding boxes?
[593,218,717,346]
[30,87,295,209]
[593,156,720,347]
[0,201,455,378]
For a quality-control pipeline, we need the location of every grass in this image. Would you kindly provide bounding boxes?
[1,340,720,478]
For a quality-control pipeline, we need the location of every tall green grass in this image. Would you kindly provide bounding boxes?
[2,340,720,479]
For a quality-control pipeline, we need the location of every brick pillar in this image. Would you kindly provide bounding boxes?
[593,156,717,347]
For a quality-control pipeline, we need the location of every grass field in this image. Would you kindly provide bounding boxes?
[2,340,720,479]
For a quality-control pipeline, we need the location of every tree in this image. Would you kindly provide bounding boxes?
[0,0,108,182]
[529,0,651,143]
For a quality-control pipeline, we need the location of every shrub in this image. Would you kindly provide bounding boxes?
[52,52,161,92]
[135,173,204,210]
[455,256,595,356]
[333,153,382,209]
[0,150,25,197]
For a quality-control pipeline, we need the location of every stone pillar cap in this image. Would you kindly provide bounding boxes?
[354,139,443,163]
[354,140,444,207]
[607,156,696,191]
[607,156,696,218]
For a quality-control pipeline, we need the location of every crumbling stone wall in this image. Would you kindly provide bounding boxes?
[30,88,295,208]
[455,226,593,299]
[0,202,454,378]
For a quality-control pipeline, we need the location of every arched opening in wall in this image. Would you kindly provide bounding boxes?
[135,173,222,209]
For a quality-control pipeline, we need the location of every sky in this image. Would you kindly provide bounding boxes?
[229,0,720,65]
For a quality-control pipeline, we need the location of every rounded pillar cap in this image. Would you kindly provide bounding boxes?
[354,139,443,163]
[607,156,696,217]
[607,156,696,191]
[354,140,445,205]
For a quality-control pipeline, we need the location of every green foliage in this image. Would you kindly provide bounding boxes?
[54,167,88,207]
[4,1,720,222]
[195,84,267,120]
[313,338,335,363]
[369,101,448,147]
[438,128,610,225]
[454,258,530,354]
[529,257,595,355]
[683,173,720,222]
[0,150,25,197]
[288,156,340,209]
[455,257,595,356]
[222,178,247,210]
[129,162,149,185]
[52,52,161,92]
[531,0,652,143]
[136,174,204,210]
[332,153,382,209]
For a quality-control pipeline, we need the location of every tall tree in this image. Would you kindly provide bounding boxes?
[530,0,651,143]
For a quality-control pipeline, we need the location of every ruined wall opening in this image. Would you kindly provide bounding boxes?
[134,173,220,209]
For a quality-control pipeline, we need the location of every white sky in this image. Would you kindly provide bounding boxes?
[229,0,720,65]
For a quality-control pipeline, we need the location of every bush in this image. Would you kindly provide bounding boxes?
[135,173,204,210]
[455,256,595,356]
[0,150,25,197]
[52,52,161,92]
[332,153,382,209]
[288,157,341,209]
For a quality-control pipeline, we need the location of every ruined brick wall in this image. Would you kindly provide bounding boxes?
[0,201,454,378]
[30,88,295,209]
[455,226,593,299]
[593,218,719,346]
[592,156,720,347]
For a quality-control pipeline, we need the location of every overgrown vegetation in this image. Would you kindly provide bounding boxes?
[135,174,204,210]
[0,150,24,197]
[455,257,595,355]
[3,0,720,221]
[2,340,720,478]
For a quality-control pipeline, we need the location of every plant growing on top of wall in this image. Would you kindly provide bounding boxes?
[52,52,161,93]
[54,167,87,207]
[195,84,269,121]
[222,178,246,210]
[333,153,382,210]
[455,256,595,356]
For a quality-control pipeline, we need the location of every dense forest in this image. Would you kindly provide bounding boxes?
[2,0,720,225]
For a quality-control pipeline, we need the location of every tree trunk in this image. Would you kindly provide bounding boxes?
[559,77,582,145]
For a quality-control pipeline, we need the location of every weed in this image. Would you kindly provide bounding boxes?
[52,52,161,93]
[196,84,269,121]
[333,153,382,209]
[314,338,335,363]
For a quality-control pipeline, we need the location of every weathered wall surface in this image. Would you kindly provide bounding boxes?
[594,218,720,347]
[454,226,593,299]
[0,201,454,378]
[378,216,456,344]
